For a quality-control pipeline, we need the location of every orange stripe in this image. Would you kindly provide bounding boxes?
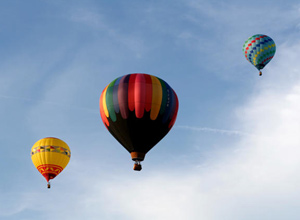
[150,76,162,120]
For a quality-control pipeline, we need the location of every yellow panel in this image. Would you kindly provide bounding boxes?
[31,152,70,168]
[31,137,71,170]
[150,76,162,120]
[102,86,109,117]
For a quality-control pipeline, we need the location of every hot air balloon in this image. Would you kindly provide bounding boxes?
[31,137,71,188]
[99,73,179,171]
[242,34,276,76]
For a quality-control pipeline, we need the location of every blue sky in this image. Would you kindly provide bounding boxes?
[1,0,300,219]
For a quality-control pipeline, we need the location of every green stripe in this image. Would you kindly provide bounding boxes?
[106,78,117,122]
[158,79,167,115]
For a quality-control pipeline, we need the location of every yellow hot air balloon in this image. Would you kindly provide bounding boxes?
[31,137,71,188]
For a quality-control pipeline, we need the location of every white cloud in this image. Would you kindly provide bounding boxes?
[14,39,298,220]
[3,2,300,219]
[76,41,300,219]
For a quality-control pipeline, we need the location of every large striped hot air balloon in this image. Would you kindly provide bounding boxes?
[31,137,71,188]
[99,73,179,171]
[242,34,276,76]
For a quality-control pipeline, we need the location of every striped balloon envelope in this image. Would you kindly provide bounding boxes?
[242,34,276,76]
[31,137,71,188]
[99,73,179,171]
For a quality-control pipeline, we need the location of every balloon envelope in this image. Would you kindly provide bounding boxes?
[242,34,276,74]
[99,73,179,169]
[31,137,71,187]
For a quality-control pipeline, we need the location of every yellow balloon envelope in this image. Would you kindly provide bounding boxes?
[31,137,71,188]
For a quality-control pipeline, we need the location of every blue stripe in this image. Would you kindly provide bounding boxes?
[113,77,122,113]
[162,82,173,123]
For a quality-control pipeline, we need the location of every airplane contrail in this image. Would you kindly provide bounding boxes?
[176,125,255,136]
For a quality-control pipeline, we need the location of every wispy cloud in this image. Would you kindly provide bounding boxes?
[175,0,300,77]
[0,193,28,217]
[66,6,147,59]
[0,94,96,113]
[68,8,106,29]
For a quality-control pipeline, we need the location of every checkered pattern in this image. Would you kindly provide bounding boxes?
[31,145,71,158]
[243,34,276,70]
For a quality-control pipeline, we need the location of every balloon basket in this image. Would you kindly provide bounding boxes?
[133,163,142,171]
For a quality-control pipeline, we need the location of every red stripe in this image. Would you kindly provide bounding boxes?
[262,56,273,64]
[245,46,250,54]
[135,74,146,118]
[144,74,152,112]
[128,74,137,111]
